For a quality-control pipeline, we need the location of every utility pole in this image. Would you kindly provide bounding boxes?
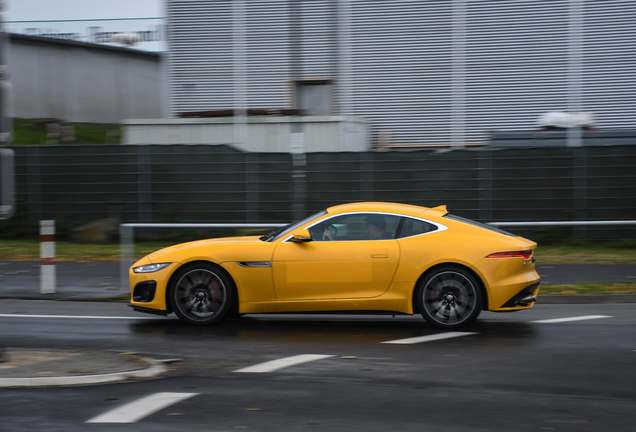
[567,0,584,148]
[289,0,306,221]
[451,0,466,148]
[0,0,15,220]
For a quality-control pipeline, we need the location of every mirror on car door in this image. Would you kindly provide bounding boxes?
[292,228,312,243]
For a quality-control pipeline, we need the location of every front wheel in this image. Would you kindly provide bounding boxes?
[169,262,234,325]
[416,267,482,330]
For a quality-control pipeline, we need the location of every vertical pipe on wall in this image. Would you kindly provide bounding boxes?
[567,0,584,148]
[568,0,585,237]
[233,0,252,219]
[338,0,352,151]
[233,0,248,152]
[451,0,467,148]
[165,1,175,118]
[289,0,306,221]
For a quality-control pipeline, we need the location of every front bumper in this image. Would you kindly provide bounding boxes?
[128,262,175,313]
[128,304,169,316]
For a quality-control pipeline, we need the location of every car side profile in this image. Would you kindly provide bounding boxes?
[129,202,540,329]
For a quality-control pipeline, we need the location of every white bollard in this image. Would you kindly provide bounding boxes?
[40,220,56,294]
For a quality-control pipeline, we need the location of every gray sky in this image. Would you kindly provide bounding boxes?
[5,0,163,21]
[4,0,165,51]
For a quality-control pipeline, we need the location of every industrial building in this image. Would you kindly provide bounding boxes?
[9,33,165,124]
[159,0,636,149]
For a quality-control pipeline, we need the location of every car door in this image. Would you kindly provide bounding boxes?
[271,213,401,300]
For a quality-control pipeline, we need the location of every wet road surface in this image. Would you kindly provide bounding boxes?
[0,300,634,431]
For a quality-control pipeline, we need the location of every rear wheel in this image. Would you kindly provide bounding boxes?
[169,262,234,325]
[416,267,482,330]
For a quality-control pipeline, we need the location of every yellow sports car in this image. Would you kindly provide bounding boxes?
[129,202,540,329]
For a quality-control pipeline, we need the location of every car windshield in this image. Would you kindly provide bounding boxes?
[443,214,517,237]
[261,210,328,242]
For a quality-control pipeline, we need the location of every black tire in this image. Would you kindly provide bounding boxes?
[415,266,482,330]
[169,262,234,326]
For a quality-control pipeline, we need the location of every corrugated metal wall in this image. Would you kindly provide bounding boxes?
[9,35,164,123]
[167,0,636,146]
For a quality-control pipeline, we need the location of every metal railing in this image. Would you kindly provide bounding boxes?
[119,219,636,292]
[488,221,636,227]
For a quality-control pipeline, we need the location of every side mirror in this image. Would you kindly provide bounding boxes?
[292,229,312,243]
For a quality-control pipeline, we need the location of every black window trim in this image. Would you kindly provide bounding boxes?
[283,211,447,242]
[395,216,445,239]
[443,213,518,237]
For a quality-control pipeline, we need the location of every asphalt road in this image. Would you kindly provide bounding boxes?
[0,300,635,431]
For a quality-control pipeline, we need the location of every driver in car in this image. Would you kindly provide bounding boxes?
[363,215,392,240]
[323,215,391,240]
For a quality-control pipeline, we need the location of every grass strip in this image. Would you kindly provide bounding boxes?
[535,245,636,265]
[540,282,636,296]
[0,240,175,262]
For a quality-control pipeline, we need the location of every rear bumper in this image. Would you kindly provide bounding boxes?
[500,281,541,308]
[491,282,541,312]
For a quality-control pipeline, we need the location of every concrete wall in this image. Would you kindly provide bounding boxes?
[8,34,165,123]
[122,116,369,153]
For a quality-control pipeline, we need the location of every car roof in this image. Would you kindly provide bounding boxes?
[326,202,448,220]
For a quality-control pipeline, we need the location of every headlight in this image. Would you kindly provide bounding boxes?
[132,263,171,273]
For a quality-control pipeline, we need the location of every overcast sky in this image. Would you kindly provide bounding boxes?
[4,0,163,21]
[4,1,165,51]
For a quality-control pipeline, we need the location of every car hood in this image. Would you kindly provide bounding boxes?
[146,235,272,264]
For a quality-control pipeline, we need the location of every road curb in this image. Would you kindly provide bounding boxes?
[0,358,168,388]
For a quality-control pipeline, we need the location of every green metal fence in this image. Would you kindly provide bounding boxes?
[9,144,636,241]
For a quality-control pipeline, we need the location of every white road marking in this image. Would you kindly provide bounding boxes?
[532,315,613,324]
[234,354,335,373]
[86,392,198,423]
[0,313,156,320]
[381,332,478,345]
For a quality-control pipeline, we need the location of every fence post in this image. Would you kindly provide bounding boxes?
[479,149,493,222]
[27,146,42,219]
[40,220,55,294]
[138,146,152,222]
[573,146,588,240]
[246,152,259,221]
[120,224,134,292]
[361,151,374,201]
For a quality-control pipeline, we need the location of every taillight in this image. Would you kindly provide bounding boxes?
[486,250,532,259]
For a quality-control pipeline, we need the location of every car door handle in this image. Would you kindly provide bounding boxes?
[371,254,389,259]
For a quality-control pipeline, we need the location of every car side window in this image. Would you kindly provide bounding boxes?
[310,213,401,241]
[395,217,438,239]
